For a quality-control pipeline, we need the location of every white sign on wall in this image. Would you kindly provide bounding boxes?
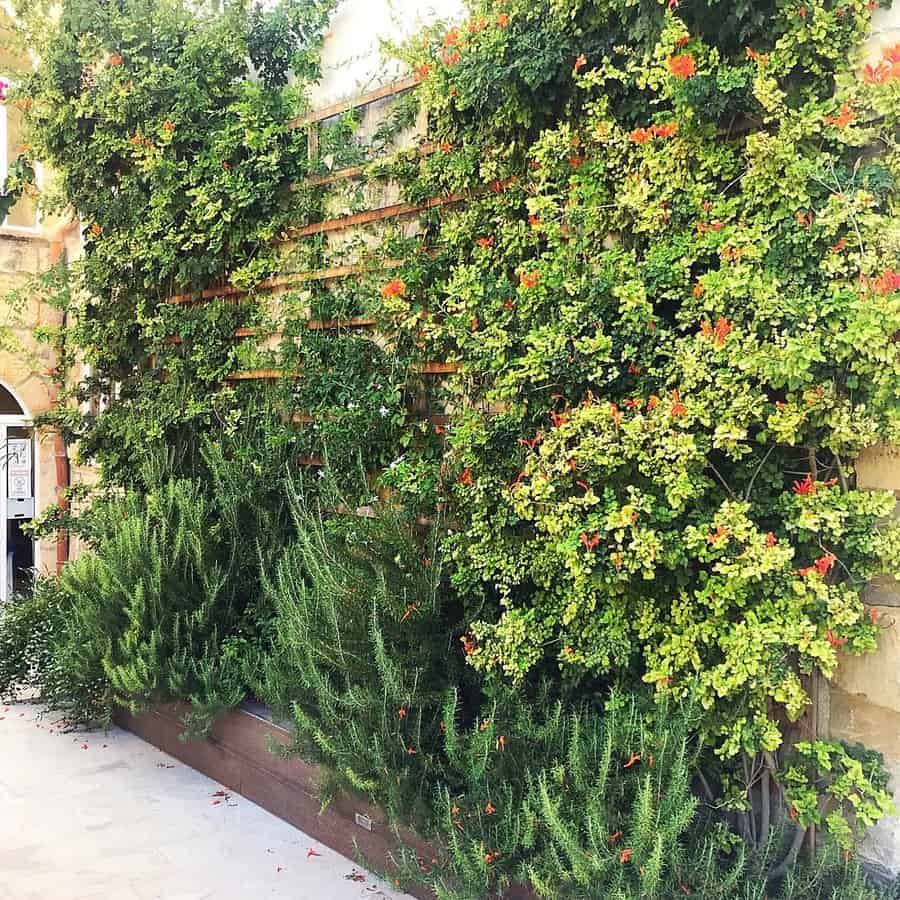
[7,438,31,500]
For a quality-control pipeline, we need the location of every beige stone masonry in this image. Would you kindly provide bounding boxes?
[831,445,900,878]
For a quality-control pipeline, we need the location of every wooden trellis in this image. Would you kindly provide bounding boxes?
[158,75,470,467]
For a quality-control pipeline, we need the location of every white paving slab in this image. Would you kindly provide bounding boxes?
[0,701,413,900]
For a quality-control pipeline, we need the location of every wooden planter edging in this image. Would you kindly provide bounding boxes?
[114,703,439,899]
[115,703,537,899]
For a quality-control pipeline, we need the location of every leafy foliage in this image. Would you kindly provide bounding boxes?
[4,0,900,883]
[247,0,333,87]
[0,157,35,220]
[2,438,295,731]
[7,0,388,486]
[0,576,110,727]
[262,477,465,820]
[783,740,894,849]
[377,0,900,768]
[260,486,885,898]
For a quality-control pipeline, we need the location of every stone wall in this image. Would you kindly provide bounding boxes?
[0,227,80,575]
[831,446,900,880]
[827,2,900,880]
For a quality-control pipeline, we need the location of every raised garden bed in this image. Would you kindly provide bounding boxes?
[116,703,537,899]
[115,702,439,899]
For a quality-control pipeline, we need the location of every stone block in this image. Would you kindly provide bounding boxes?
[834,607,900,713]
[857,445,900,492]
[830,687,900,879]
[0,234,50,276]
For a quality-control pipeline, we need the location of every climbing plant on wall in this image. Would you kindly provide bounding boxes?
[8,0,426,489]
[8,0,900,868]
[374,0,900,832]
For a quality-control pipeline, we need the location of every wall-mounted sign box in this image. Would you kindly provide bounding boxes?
[7,497,33,519]
[7,438,31,502]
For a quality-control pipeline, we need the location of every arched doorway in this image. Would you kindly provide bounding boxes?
[0,382,36,602]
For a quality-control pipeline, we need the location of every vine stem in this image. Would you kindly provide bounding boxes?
[743,753,758,847]
[807,447,819,480]
[707,460,736,497]
[834,453,849,493]
[767,825,807,881]
[759,760,771,845]
[744,445,774,500]
[696,769,716,804]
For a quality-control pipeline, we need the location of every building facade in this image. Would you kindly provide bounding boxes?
[0,12,81,594]
[3,0,900,879]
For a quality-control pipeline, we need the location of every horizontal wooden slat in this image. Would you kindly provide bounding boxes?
[301,142,437,188]
[224,369,299,381]
[291,262,399,281]
[412,362,460,374]
[167,274,301,305]
[328,505,436,529]
[283,193,466,240]
[288,75,422,129]
[164,262,402,305]
[298,454,324,467]
[161,317,379,345]
[307,316,376,331]
[305,163,367,188]
[283,175,517,241]
[290,411,452,426]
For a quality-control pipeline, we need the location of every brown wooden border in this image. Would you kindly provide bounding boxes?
[114,704,438,900]
[288,76,422,129]
[283,193,465,240]
[115,704,537,899]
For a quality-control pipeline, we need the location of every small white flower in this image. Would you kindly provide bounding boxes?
[379,405,389,417]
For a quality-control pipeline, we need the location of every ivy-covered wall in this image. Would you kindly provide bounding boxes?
[232,0,900,875]
[6,0,900,887]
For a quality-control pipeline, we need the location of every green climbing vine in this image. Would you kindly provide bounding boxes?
[368,0,900,754]
[4,0,900,883]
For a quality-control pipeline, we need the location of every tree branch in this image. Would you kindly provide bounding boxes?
[834,453,849,493]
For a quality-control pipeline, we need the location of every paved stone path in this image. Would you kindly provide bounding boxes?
[0,701,412,900]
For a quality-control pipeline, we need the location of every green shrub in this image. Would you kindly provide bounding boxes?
[43,478,241,726]
[415,689,885,899]
[261,478,466,820]
[0,581,50,699]
[0,576,110,727]
[1,438,296,731]
[260,490,890,898]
